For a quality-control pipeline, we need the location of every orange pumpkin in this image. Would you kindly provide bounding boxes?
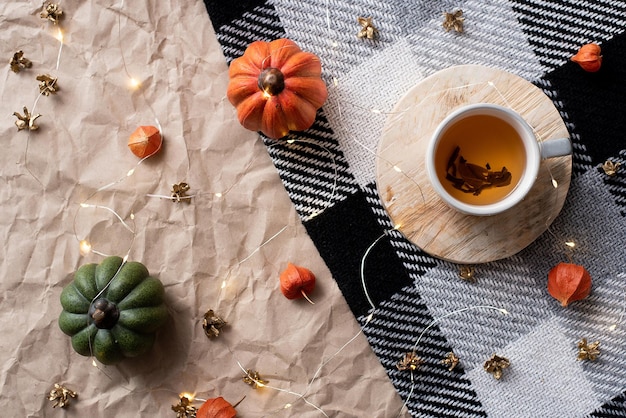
[197,397,236,418]
[227,38,328,139]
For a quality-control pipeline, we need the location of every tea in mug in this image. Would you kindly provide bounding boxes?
[433,114,527,205]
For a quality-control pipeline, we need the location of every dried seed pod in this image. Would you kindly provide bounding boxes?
[279,262,316,303]
[547,262,592,307]
[196,397,237,418]
[128,125,162,158]
[571,43,602,72]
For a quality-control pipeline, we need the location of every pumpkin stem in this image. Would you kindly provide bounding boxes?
[301,289,315,305]
[258,68,285,96]
[88,298,120,329]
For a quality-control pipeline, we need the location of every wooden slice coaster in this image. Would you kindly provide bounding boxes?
[375,65,572,264]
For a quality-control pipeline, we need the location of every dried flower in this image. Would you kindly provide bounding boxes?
[357,17,378,40]
[36,74,59,95]
[40,2,63,24]
[171,182,192,203]
[547,262,592,307]
[242,370,268,389]
[483,354,510,379]
[396,351,423,371]
[441,352,460,371]
[443,10,464,33]
[577,338,600,361]
[571,43,602,72]
[172,394,197,418]
[48,383,77,408]
[13,106,41,131]
[10,51,32,73]
[279,262,316,303]
[459,265,476,282]
[202,309,227,338]
[602,160,621,176]
[128,125,162,158]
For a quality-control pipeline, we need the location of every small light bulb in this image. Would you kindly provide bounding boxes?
[127,168,135,177]
[221,280,227,289]
[92,359,98,367]
[130,213,135,220]
[79,240,92,256]
[179,392,195,402]
[565,241,576,248]
[393,165,402,173]
[608,324,617,331]
[499,309,509,315]
[284,403,292,409]
[129,77,140,89]
[262,89,271,99]
[371,108,382,114]
[55,28,64,42]
[552,179,558,188]
[80,202,90,208]
[215,192,223,198]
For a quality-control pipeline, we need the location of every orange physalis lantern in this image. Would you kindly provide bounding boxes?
[571,43,602,72]
[547,262,592,307]
[128,125,162,158]
[196,397,237,418]
[279,262,316,303]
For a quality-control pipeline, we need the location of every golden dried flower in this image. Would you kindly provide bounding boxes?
[13,106,41,131]
[602,160,621,176]
[171,394,197,418]
[202,309,227,338]
[171,182,192,203]
[441,352,460,371]
[10,51,32,73]
[396,351,424,371]
[36,74,59,95]
[357,16,379,40]
[48,383,77,408]
[459,265,476,282]
[443,10,464,33]
[577,338,600,361]
[40,2,63,24]
[483,354,510,379]
[243,370,268,389]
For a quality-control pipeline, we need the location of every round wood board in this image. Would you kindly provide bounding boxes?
[375,65,572,264]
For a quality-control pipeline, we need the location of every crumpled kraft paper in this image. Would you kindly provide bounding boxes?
[0,0,408,416]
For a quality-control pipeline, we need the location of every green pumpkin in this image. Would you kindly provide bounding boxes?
[59,256,168,365]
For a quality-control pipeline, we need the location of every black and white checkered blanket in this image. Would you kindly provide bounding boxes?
[203,1,626,416]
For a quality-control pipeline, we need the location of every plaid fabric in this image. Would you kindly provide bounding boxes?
[203,1,626,416]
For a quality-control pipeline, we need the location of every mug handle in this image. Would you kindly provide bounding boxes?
[540,137,572,159]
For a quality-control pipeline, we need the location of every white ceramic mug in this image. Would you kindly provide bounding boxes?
[425,103,572,216]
